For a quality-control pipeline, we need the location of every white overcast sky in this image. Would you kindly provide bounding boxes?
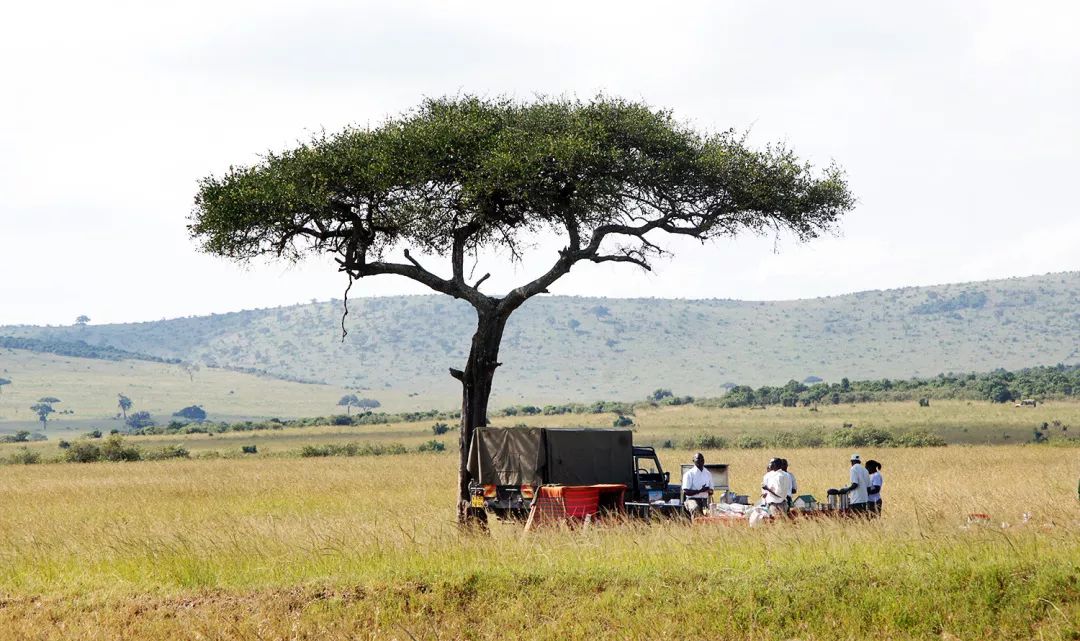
[2,0,1078,326]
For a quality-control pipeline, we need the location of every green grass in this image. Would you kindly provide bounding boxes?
[0,446,1077,640]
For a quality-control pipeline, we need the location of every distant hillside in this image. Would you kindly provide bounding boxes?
[3,272,1079,407]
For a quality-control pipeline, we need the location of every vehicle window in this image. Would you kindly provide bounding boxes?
[635,457,659,474]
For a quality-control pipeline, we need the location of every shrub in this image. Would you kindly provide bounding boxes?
[85,430,103,439]
[829,426,894,448]
[125,411,156,431]
[734,435,767,449]
[101,435,141,462]
[612,414,634,428]
[894,430,946,447]
[682,433,729,450]
[173,405,208,421]
[331,414,354,426]
[300,442,407,458]
[5,447,40,465]
[431,422,451,435]
[65,441,102,463]
[57,440,71,449]
[142,445,190,460]
[241,445,258,454]
[417,440,446,452]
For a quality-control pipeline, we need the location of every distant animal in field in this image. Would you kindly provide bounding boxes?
[1014,399,1037,407]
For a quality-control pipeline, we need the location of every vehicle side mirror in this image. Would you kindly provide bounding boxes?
[664,471,670,483]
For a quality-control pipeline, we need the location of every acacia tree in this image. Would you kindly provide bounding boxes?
[337,394,360,415]
[117,393,132,420]
[190,96,854,521]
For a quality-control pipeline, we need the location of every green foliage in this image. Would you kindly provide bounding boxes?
[85,430,102,439]
[417,440,446,452]
[829,426,896,448]
[125,411,155,431]
[893,430,947,447]
[141,445,190,461]
[912,290,988,315]
[649,389,673,402]
[4,447,40,465]
[734,435,767,449]
[681,433,729,450]
[173,405,207,421]
[0,431,31,443]
[299,442,407,458]
[191,96,850,268]
[64,441,102,463]
[101,435,141,462]
[0,336,175,364]
[431,422,451,435]
[612,414,634,428]
[241,445,258,454]
[117,394,132,418]
[29,402,54,428]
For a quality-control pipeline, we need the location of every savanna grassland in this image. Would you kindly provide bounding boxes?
[0,402,1079,640]
[0,446,1077,641]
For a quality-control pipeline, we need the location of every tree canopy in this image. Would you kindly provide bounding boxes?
[191,96,852,314]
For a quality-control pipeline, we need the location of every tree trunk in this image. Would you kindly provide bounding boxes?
[455,307,507,524]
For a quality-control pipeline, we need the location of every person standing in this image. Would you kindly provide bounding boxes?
[842,454,871,514]
[865,460,883,516]
[681,452,714,516]
[761,458,792,517]
[779,458,797,505]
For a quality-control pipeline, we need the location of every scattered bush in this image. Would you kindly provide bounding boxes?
[5,447,40,465]
[330,414,354,426]
[894,430,947,447]
[0,430,31,443]
[300,442,407,458]
[101,435,141,462]
[682,433,729,450]
[417,440,446,452]
[173,405,207,421]
[241,445,258,454]
[57,440,71,449]
[613,414,634,428]
[829,426,895,448]
[142,445,190,460]
[734,435,767,449]
[431,422,451,435]
[64,441,102,463]
[85,430,103,439]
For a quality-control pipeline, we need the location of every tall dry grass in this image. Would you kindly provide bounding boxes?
[0,446,1077,639]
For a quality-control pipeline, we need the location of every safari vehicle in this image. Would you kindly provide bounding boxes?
[467,427,680,519]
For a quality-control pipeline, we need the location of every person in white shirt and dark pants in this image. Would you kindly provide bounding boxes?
[841,454,872,514]
[865,459,883,516]
[681,452,713,516]
[761,458,793,517]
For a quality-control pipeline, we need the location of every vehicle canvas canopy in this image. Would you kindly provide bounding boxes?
[467,427,633,487]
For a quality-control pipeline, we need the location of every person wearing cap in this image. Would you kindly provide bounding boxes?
[681,452,714,516]
[761,458,792,517]
[841,454,872,513]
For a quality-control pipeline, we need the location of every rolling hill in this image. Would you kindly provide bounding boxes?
[2,271,1078,410]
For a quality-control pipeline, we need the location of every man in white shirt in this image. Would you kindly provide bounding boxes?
[681,452,713,516]
[779,458,797,505]
[761,458,792,516]
[866,459,883,517]
[842,454,871,513]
